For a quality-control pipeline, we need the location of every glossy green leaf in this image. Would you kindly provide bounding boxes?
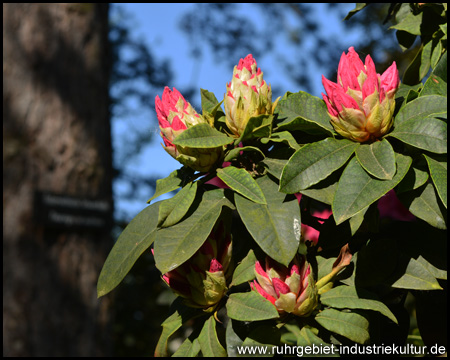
[154,298,201,357]
[421,74,447,97]
[226,292,279,321]
[154,189,234,273]
[230,249,257,286]
[390,257,443,290]
[405,183,447,229]
[236,175,301,266]
[154,308,183,357]
[97,201,161,298]
[172,337,201,357]
[396,162,429,194]
[355,139,396,180]
[173,123,234,148]
[261,131,301,150]
[275,91,335,135]
[148,168,187,203]
[200,88,220,114]
[315,308,370,344]
[217,166,266,204]
[261,158,288,179]
[419,40,432,80]
[389,117,447,154]
[344,3,369,20]
[393,95,447,127]
[389,11,422,35]
[225,320,244,357]
[416,256,447,281]
[300,171,340,206]
[320,285,398,324]
[158,181,198,228]
[224,146,265,162]
[432,50,447,82]
[198,316,227,357]
[235,114,273,144]
[332,153,411,225]
[280,138,358,193]
[424,154,447,208]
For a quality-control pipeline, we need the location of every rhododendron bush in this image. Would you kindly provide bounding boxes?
[98,4,447,356]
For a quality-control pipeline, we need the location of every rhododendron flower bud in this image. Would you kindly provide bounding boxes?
[251,255,318,317]
[155,86,223,172]
[157,221,232,311]
[322,47,399,143]
[224,54,279,137]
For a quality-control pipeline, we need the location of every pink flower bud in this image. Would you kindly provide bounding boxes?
[224,54,279,137]
[251,255,318,317]
[322,47,400,143]
[156,220,233,310]
[155,86,223,172]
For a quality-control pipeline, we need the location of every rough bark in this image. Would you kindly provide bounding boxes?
[3,3,113,356]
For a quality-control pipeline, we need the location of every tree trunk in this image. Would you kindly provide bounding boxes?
[3,4,113,356]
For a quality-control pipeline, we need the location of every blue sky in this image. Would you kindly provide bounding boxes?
[113,3,358,220]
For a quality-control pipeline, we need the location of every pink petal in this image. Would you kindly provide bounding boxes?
[209,258,223,273]
[251,281,277,305]
[237,54,256,72]
[272,277,290,296]
[255,261,270,279]
[380,62,399,93]
[171,116,187,131]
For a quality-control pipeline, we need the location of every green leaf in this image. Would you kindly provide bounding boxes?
[235,114,273,144]
[320,286,398,324]
[315,308,370,344]
[388,117,447,154]
[432,51,447,82]
[261,158,288,180]
[154,298,201,357]
[97,201,161,298]
[355,139,396,180]
[236,176,301,266]
[344,3,369,20]
[389,11,423,35]
[200,88,220,114]
[226,292,279,321]
[154,189,234,273]
[424,154,447,208]
[158,181,198,228]
[393,95,447,127]
[275,91,335,135]
[296,327,333,349]
[223,146,265,162]
[416,256,447,281]
[396,162,429,194]
[230,249,257,286]
[217,166,266,204]
[279,138,358,193]
[300,171,340,206]
[172,337,201,357]
[148,168,187,203]
[332,153,411,225]
[420,74,447,97]
[261,131,301,150]
[403,183,447,229]
[419,40,432,80]
[154,308,183,357]
[198,316,227,357]
[173,123,234,148]
[389,257,443,290]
